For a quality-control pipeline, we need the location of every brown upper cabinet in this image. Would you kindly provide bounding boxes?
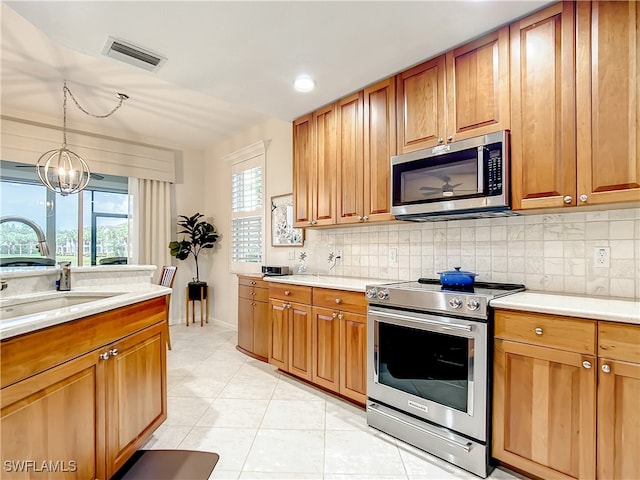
[297,78,396,228]
[510,2,576,210]
[293,114,314,226]
[512,0,640,210]
[293,105,338,227]
[397,27,510,153]
[575,0,640,206]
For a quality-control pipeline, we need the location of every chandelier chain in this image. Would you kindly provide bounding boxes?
[62,80,127,147]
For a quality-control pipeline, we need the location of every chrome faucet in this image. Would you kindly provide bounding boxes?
[0,215,51,256]
[57,261,71,291]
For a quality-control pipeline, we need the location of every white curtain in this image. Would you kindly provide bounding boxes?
[129,178,172,283]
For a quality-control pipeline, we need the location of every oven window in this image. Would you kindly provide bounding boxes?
[378,322,470,412]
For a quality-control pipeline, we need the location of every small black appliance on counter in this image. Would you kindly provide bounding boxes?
[261,265,290,276]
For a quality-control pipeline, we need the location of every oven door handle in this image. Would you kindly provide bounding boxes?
[369,309,473,333]
[368,403,473,453]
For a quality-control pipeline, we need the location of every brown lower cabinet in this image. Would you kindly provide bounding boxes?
[0,297,167,480]
[493,309,640,480]
[237,275,269,361]
[266,283,367,405]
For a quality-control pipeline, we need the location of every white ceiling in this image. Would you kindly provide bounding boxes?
[2,1,552,150]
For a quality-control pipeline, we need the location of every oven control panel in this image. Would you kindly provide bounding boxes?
[365,286,489,318]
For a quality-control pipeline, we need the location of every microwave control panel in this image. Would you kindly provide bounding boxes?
[485,147,503,196]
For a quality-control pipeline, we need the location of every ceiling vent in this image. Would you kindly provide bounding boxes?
[102,37,167,72]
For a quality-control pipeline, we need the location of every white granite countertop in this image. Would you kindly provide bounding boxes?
[0,284,171,340]
[490,291,640,325]
[265,274,390,293]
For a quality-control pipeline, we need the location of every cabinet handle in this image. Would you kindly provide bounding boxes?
[534,327,543,335]
[601,364,611,373]
[582,361,592,369]
[363,216,369,221]
[579,194,588,202]
[338,313,343,320]
[438,137,444,144]
[335,298,342,304]
[286,303,291,309]
[252,302,256,306]
[447,135,453,142]
[563,195,573,204]
[99,352,110,360]
[109,348,118,356]
[332,312,338,318]
[307,221,313,226]
[311,220,317,225]
[357,216,363,221]
[251,281,256,285]
[284,290,290,296]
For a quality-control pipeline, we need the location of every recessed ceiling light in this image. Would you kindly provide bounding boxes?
[294,74,315,93]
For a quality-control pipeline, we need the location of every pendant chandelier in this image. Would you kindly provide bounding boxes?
[36,81,129,196]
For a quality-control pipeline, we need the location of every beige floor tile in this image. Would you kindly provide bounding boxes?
[324,429,406,476]
[179,426,257,472]
[164,395,214,426]
[243,429,325,474]
[197,398,269,428]
[260,399,326,430]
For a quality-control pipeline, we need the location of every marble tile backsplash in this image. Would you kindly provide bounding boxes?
[300,208,640,299]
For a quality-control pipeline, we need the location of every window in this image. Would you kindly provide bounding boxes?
[0,161,129,266]
[229,148,265,273]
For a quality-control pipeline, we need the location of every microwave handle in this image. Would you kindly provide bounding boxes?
[476,146,484,194]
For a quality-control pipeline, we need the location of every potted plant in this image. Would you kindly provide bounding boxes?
[169,213,220,300]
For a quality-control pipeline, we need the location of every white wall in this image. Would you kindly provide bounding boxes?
[168,148,208,325]
[202,117,294,328]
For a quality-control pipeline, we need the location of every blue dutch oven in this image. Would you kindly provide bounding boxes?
[438,267,478,287]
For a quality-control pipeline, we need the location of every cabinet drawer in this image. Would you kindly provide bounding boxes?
[269,283,312,304]
[254,287,269,303]
[313,288,367,315]
[238,276,267,289]
[598,322,640,363]
[494,310,596,355]
[239,285,269,302]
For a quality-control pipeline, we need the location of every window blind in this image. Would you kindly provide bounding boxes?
[227,141,266,274]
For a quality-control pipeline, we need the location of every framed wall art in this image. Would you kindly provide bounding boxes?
[271,193,304,247]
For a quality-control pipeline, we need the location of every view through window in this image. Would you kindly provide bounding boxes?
[0,161,129,266]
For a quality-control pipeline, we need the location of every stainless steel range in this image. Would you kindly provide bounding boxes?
[365,278,525,478]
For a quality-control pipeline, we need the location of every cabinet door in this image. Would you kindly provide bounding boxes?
[269,299,289,371]
[293,114,314,227]
[510,2,577,210]
[313,104,337,226]
[312,306,340,392]
[237,295,254,353]
[446,26,510,142]
[337,92,364,225]
[493,339,596,480]
[364,78,396,222]
[1,352,104,480]
[576,1,640,205]
[253,300,270,360]
[597,358,640,480]
[106,323,166,478]
[339,311,367,404]
[288,302,313,381]
[396,56,446,153]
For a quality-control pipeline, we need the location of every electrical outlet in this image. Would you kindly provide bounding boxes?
[389,247,398,265]
[593,247,610,268]
[288,250,295,260]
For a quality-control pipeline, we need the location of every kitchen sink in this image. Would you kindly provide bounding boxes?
[0,292,118,320]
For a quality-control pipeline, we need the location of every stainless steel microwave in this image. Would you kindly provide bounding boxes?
[391,131,513,221]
